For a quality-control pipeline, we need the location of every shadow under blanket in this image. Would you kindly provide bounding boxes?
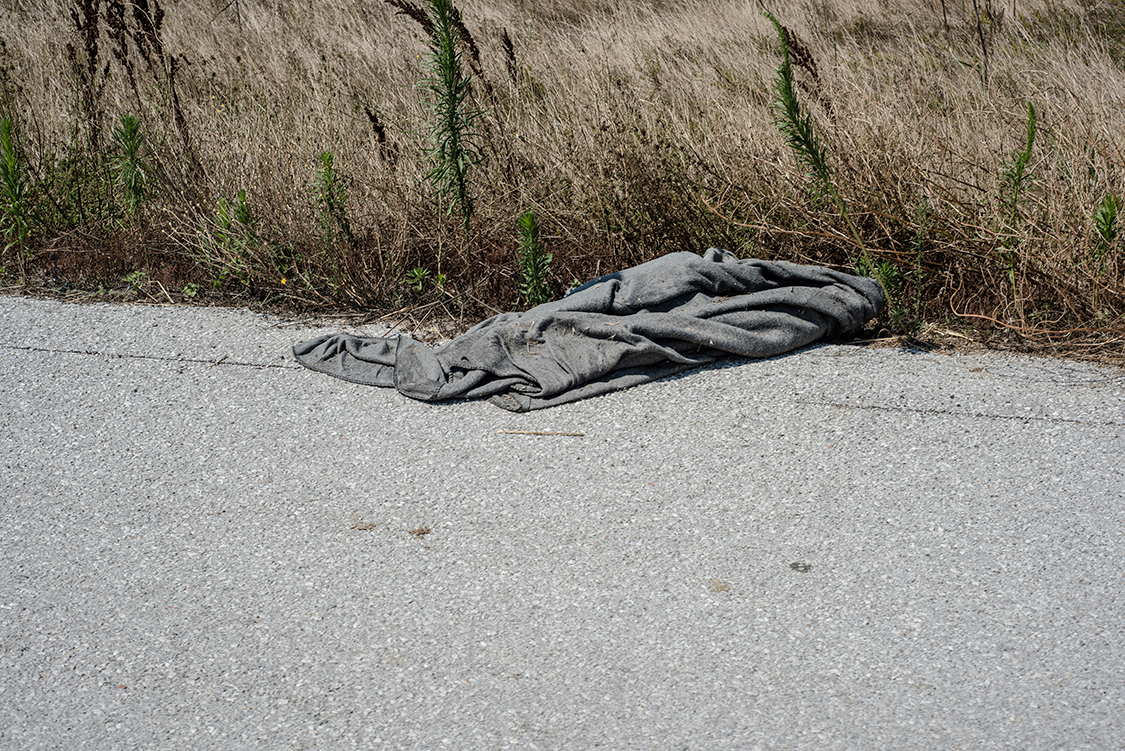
[292,248,885,412]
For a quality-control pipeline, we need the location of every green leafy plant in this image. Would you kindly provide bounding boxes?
[851,255,899,291]
[763,12,865,257]
[764,13,831,203]
[853,256,912,333]
[382,0,482,233]
[852,255,874,278]
[217,189,254,246]
[312,151,352,249]
[198,190,256,289]
[110,114,151,221]
[1000,101,1037,230]
[405,266,431,294]
[997,102,1037,306]
[1092,193,1119,272]
[210,268,232,290]
[876,260,911,332]
[123,268,147,294]
[517,210,552,306]
[182,282,200,298]
[421,0,482,236]
[0,117,31,278]
[903,197,932,331]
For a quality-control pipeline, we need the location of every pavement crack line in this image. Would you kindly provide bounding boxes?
[4,342,1121,425]
[796,398,1121,427]
[1,343,296,370]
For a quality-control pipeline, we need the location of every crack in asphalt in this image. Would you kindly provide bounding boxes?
[4,342,1120,427]
[0,343,296,370]
[796,398,1120,427]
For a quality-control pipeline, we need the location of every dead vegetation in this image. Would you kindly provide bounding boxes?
[0,0,1122,359]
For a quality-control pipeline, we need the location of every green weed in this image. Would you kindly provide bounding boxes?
[903,197,931,332]
[216,191,255,256]
[0,118,30,279]
[312,151,352,249]
[405,266,431,294]
[123,268,147,294]
[763,12,866,256]
[853,255,912,333]
[517,210,552,306]
[764,13,832,204]
[1000,102,1037,229]
[386,0,483,239]
[1092,193,1119,272]
[110,114,150,221]
[422,0,482,238]
[997,101,1037,307]
[198,190,256,289]
[876,261,911,333]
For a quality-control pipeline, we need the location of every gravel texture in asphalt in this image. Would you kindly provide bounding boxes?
[1,296,1123,750]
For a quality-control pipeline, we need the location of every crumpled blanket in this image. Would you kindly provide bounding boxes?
[292,248,885,411]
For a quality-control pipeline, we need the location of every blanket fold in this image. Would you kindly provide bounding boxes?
[292,248,885,411]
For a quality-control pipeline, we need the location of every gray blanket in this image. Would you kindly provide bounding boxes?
[292,248,885,411]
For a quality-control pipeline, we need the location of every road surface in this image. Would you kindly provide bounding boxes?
[2,295,1123,749]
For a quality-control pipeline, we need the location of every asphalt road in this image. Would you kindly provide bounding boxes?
[2,295,1123,750]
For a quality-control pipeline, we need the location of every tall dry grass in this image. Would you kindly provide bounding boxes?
[0,0,1123,350]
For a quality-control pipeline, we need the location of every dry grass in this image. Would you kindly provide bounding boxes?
[1,0,1123,355]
